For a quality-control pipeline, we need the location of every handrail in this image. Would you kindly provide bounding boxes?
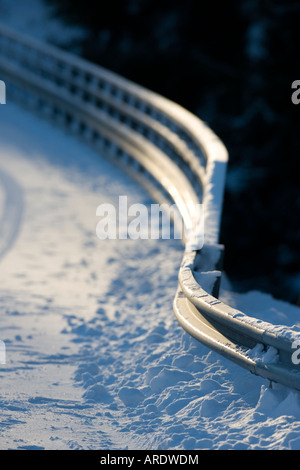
[1,23,300,391]
[0,22,227,244]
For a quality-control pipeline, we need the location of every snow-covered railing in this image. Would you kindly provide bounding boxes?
[1,23,300,391]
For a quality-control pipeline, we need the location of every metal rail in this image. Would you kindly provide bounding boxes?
[1,23,300,391]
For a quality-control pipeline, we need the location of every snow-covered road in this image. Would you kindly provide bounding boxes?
[1,100,300,450]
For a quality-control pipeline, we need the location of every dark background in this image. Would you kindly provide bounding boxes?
[46,0,300,304]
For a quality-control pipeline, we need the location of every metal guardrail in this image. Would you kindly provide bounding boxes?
[1,23,300,391]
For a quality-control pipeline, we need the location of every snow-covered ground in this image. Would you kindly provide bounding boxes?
[1,0,300,451]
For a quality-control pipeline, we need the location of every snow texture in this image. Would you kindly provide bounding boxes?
[1,0,300,451]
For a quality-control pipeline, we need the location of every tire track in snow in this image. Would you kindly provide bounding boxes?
[0,167,24,262]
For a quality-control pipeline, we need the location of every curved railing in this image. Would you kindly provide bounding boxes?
[1,23,300,391]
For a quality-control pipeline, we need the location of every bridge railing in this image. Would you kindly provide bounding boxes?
[1,23,300,391]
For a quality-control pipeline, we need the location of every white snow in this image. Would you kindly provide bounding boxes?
[1,0,300,451]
